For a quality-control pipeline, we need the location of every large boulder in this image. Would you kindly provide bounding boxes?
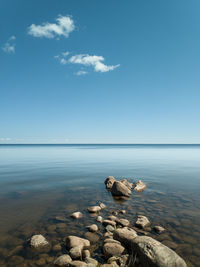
[103,242,125,259]
[113,227,137,246]
[134,180,146,192]
[105,176,115,189]
[66,236,90,250]
[130,236,187,267]
[111,181,131,197]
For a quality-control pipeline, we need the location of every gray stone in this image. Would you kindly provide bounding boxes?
[113,227,137,245]
[131,236,187,267]
[111,181,131,197]
[66,236,90,250]
[69,246,82,260]
[135,215,150,229]
[70,212,83,219]
[87,206,101,213]
[87,224,98,232]
[103,242,125,259]
[154,226,166,234]
[30,234,49,248]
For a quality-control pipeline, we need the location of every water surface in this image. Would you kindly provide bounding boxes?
[0,144,200,266]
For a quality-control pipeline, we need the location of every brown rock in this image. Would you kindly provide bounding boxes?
[66,236,90,250]
[135,215,150,229]
[134,180,146,192]
[70,212,83,219]
[111,181,131,197]
[103,242,125,259]
[105,176,115,189]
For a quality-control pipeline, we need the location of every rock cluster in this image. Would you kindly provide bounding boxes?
[27,176,187,267]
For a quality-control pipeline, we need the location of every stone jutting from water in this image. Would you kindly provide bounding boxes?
[70,211,83,219]
[134,180,146,192]
[104,176,115,189]
[87,206,101,213]
[111,181,131,197]
[30,234,49,248]
[135,215,150,229]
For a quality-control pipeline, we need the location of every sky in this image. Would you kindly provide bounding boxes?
[0,0,200,144]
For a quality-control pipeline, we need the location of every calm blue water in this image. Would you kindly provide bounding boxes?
[0,144,200,266]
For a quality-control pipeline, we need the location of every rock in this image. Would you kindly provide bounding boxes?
[87,206,101,213]
[82,250,90,258]
[105,176,115,189]
[100,263,119,267]
[111,211,118,216]
[85,257,98,266]
[134,180,146,192]
[36,258,46,266]
[106,225,115,232]
[70,212,83,219]
[119,210,126,214]
[54,254,72,266]
[84,232,99,243]
[135,215,150,229]
[96,216,103,223]
[154,226,166,234]
[103,220,116,227]
[120,179,133,190]
[103,242,125,259]
[69,261,87,267]
[104,238,121,244]
[108,215,117,221]
[131,236,187,267]
[30,234,49,248]
[87,224,98,232]
[99,203,106,209]
[66,236,90,250]
[69,246,82,260]
[55,215,67,222]
[113,227,137,245]
[115,218,130,227]
[111,181,131,197]
[104,232,113,239]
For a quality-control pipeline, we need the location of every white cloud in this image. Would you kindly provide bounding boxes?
[54,51,70,65]
[68,54,120,72]
[60,58,67,65]
[62,51,70,57]
[76,70,88,76]
[2,36,16,54]
[28,15,75,39]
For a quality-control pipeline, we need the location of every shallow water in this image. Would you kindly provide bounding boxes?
[0,144,200,266]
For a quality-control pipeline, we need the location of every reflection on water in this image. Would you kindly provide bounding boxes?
[0,144,200,266]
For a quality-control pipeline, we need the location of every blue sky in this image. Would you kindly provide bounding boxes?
[0,0,200,144]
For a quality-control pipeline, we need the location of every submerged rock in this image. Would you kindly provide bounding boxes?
[96,216,103,223]
[134,180,146,192]
[130,236,187,267]
[70,212,83,219]
[154,225,166,234]
[111,181,131,197]
[54,254,72,266]
[30,234,49,248]
[135,215,150,229]
[87,206,101,213]
[105,176,115,189]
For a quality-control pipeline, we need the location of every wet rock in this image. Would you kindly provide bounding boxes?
[69,245,82,260]
[85,257,98,266]
[30,234,49,248]
[130,236,187,267]
[82,250,90,258]
[87,224,98,232]
[111,181,131,197]
[103,242,125,259]
[120,179,133,190]
[115,218,130,227]
[108,215,117,221]
[70,212,83,219]
[106,225,115,232]
[99,203,106,209]
[105,176,115,189]
[84,232,99,243]
[119,210,126,214]
[69,260,87,267]
[134,180,146,192]
[111,211,118,216]
[87,206,101,213]
[154,225,166,234]
[104,238,121,245]
[66,236,90,250]
[36,257,46,266]
[100,263,119,267]
[96,216,103,223]
[54,254,72,266]
[103,220,116,227]
[104,232,113,239]
[135,215,150,229]
[55,215,67,222]
[113,227,137,246]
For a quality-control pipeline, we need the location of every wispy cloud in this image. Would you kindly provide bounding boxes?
[28,15,75,39]
[75,70,88,76]
[54,50,70,65]
[68,54,120,73]
[2,36,16,54]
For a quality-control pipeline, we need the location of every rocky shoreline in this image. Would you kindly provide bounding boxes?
[28,176,187,267]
